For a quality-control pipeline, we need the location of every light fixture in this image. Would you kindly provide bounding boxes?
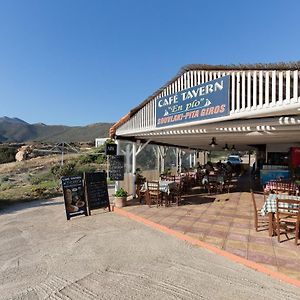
[209,137,217,147]
[231,145,236,151]
[223,143,229,151]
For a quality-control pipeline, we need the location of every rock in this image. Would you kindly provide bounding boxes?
[15,145,34,161]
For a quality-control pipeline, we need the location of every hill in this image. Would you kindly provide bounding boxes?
[0,117,113,142]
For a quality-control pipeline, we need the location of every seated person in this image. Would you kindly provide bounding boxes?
[204,161,214,175]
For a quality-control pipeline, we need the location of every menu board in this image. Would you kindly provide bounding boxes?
[109,155,125,180]
[84,172,110,213]
[61,176,88,220]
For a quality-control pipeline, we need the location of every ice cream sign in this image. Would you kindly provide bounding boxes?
[156,75,230,127]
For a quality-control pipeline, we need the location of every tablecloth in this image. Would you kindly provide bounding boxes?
[261,194,300,216]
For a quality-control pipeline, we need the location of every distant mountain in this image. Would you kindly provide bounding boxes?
[0,116,29,125]
[0,117,113,143]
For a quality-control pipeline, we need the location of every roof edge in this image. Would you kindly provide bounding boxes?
[111,61,300,135]
[109,112,130,138]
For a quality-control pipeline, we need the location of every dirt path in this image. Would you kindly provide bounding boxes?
[1,197,300,300]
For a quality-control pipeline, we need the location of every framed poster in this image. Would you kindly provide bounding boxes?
[61,176,88,220]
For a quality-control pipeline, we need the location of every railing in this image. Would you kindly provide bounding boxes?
[116,69,300,135]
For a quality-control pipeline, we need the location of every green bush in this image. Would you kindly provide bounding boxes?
[0,182,13,191]
[51,162,77,178]
[51,161,100,179]
[95,153,106,164]
[0,147,17,164]
[78,154,94,164]
[31,180,60,197]
[28,171,55,185]
[0,176,9,182]
[76,164,96,175]
[77,150,107,165]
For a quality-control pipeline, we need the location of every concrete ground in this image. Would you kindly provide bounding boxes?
[1,197,300,300]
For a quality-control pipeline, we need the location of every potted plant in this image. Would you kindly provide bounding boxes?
[114,187,128,208]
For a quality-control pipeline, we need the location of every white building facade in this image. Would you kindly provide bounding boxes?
[110,63,300,194]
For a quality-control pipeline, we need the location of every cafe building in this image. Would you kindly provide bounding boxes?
[110,62,300,194]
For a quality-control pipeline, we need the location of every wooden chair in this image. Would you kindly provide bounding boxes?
[222,174,232,194]
[160,174,167,180]
[146,181,162,207]
[136,183,146,204]
[250,189,268,232]
[275,180,292,194]
[206,175,222,194]
[165,175,175,182]
[276,198,300,245]
[170,181,184,206]
[278,181,297,195]
[264,180,277,194]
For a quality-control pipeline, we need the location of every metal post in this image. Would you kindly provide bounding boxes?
[61,142,64,166]
[132,141,137,198]
[179,149,182,174]
[125,144,131,173]
[114,139,120,192]
[176,148,179,174]
[157,146,160,175]
[161,146,165,174]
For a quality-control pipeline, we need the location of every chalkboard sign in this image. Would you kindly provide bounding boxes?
[61,176,88,220]
[109,155,125,180]
[105,143,117,155]
[84,172,110,214]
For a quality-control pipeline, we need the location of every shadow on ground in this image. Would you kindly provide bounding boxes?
[0,192,63,215]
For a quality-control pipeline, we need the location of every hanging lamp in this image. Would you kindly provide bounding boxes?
[209,137,217,148]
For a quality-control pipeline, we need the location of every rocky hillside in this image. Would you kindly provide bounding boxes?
[0,117,113,142]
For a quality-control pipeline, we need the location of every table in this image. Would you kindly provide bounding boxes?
[141,180,178,206]
[261,194,300,236]
[158,180,178,194]
[202,175,225,185]
[141,180,177,195]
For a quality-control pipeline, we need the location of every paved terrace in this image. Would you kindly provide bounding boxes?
[123,186,300,281]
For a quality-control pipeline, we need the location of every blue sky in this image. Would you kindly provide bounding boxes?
[0,0,299,126]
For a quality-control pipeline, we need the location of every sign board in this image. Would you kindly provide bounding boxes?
[61,176,88,220]
[84,172,110,213]
[156,75,230,127]
[105,143,117,155]
[109,155,125,180]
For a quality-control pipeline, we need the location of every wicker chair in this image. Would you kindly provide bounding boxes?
[146,181,162,207]
[276,198,300,245]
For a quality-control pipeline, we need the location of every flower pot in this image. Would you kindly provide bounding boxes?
[114,196,127,208]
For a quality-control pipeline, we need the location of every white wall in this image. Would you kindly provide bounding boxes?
[95,138,107,147]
